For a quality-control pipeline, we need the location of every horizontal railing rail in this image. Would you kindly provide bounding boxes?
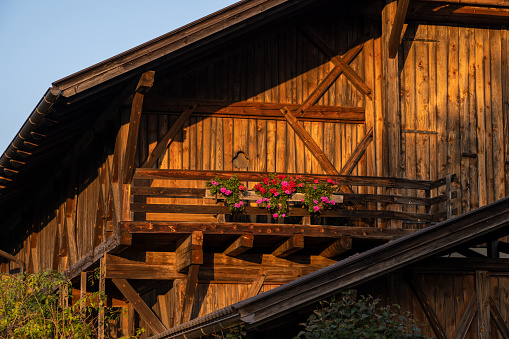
[130,169,457,227]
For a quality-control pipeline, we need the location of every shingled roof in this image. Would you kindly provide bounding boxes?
[150,195,509,338]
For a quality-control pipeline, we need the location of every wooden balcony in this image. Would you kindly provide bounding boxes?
[117,169,457,255]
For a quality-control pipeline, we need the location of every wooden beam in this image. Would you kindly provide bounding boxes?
[175,232,203,273]
[133,169,436,190]
[142,98,365,124]
[320,236,352,258]
[224,232,254,257]
[490,297,509,339]
[272,234,304,258]
[245,270,267,299]
[120,222,414,240]
[123,71,155,184]
[339,127,374,175]
[453,294,476,339]
[105,252,337,283]
[93,188,105,248]
[142,104,196,168]
[80,272,87,315]
[65,163,79,264]
[382,0,401,179]
[280,107,340,176]
[0,249,25,273]
[180,264,200,324]
[414,0,509,7]
[476,270,491,339]
[405,274,447,339]
[112,278,167,334]
[299,25,372,99]
[388,0,410,58]
[298,44,363,116]
[52,225,60,271]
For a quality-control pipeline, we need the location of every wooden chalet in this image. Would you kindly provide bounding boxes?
[0,0,508,337]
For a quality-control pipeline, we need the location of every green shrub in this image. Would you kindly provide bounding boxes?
[0,270,142,339]
[295,290,431,339]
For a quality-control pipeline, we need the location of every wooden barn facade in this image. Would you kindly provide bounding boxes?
[0,0,509,337]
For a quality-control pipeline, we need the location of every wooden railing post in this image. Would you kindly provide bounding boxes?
[446,174,452,219]
[425,188,431,228]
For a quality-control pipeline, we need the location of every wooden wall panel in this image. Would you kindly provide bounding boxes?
[398,23,509,215]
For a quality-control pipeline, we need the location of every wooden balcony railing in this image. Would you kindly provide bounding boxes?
[130,169,457,228]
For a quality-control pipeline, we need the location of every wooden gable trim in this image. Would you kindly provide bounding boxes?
[122,71,155,184]
[388,0,410,59]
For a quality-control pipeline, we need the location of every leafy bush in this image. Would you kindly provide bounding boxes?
[0,270,142,339]
[296,290,430,339]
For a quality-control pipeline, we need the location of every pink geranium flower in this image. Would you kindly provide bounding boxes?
[313,205,320,212]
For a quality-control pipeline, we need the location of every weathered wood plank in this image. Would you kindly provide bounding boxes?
[476,270,490,339]
[142,104,196,168]
[112,278,167,334]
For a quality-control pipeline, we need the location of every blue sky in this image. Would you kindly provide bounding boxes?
[0,0,238,153]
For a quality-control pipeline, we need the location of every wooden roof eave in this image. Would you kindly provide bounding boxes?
[51,0,322,99]
[150,195,509,338]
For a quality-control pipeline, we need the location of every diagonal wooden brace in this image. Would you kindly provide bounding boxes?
[298,44,363,116]
[299,25,372,99]
[123,71,155,184]
[142,104,196,168]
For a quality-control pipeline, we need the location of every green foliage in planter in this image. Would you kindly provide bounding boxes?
[0,270,143,339]
[295,290,431,339]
